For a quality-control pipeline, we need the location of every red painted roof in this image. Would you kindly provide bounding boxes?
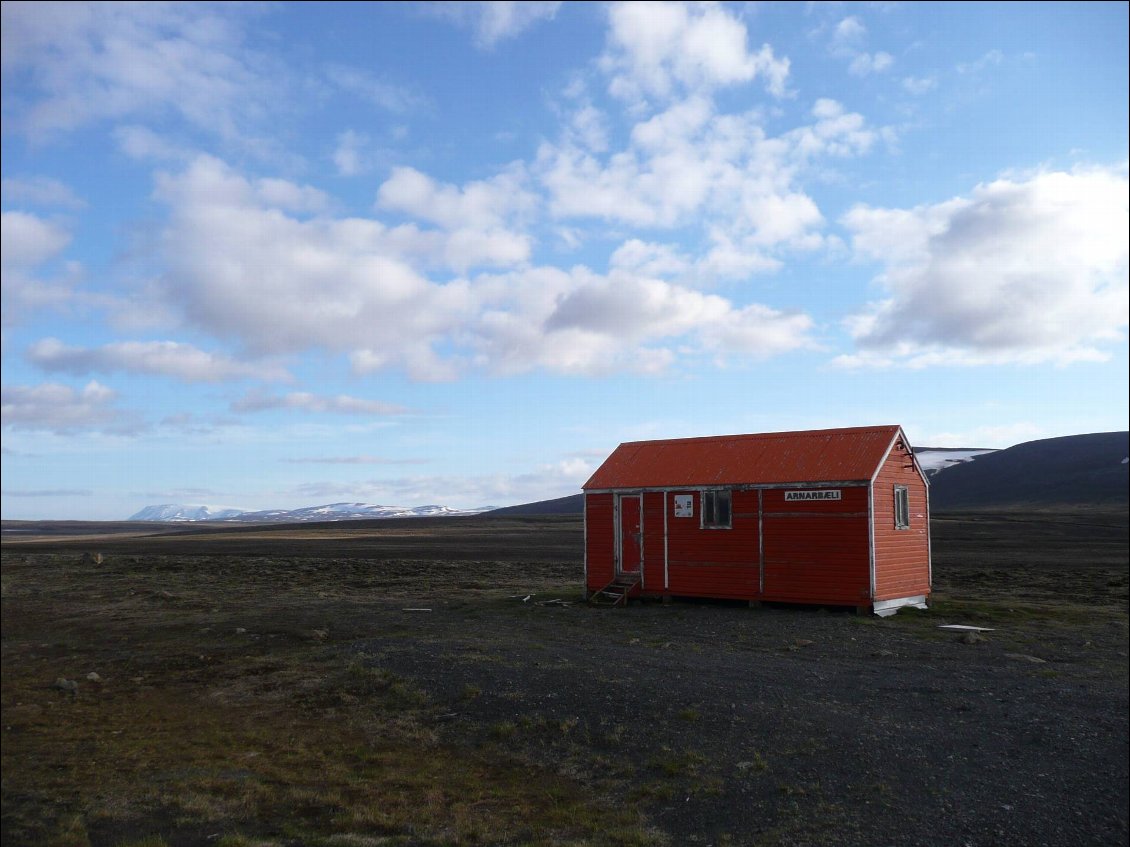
[583,425,904,490]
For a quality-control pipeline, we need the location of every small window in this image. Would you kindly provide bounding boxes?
[702,490,732,529]
[894,485,910,530]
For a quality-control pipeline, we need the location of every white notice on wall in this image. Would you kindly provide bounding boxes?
[674,494,694,517]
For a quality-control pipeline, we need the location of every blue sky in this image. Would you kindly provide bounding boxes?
[2,1,1127,521]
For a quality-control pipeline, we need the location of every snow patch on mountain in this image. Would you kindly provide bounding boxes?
[128,502,485,523]
[129,504,245,522]
[914,448,998,475]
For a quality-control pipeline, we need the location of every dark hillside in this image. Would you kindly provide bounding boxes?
[929,431,1129,510]
[487,493,584,515]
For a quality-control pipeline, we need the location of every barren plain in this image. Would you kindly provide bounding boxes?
[2,509,1127,846]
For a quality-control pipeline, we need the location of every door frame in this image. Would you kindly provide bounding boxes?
[614,492,643,579]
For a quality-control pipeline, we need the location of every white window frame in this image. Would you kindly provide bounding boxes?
[894,485,910,530]
[701,489,732,529]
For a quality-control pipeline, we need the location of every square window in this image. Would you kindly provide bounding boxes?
[702,490,732,529]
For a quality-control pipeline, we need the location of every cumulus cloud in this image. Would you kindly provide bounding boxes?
[112,125,194,162]
[1,176,85,209]
[377,164,536,235]
[151,156,479,380]
[902,75,938,96]
[1,2,275,143]
[849,51,893,76]
[426,1,561,49]
[610,239,692,277]
[957,49,1004,75]
[150,155,816,380]
[0,210,69,268]
[0,210,79,325]
[474,265,815,376]
[537,96,875,272]
[828,15,893,77]
[27,338,291,383]
[0,380,137,433]
[600,1,789,104]
[231,391,409,416]
[837,167,1129,367]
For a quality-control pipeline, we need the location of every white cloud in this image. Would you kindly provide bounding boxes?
[27,338,291,383]
[427,1,561,50]
[377,164,535,232]
[113,125,194,162]
[838,166,1129,367]
[610,239,691,277]
[537,96,875,272]
[538,97,734,228]
[0,211,78,325]
[568,104,611,153]
[0,380,136,433]
[827,15,893,77]
[0,210,69,267]
[333,130,368,177]
[152,156,478,380]
[324,65,425,113]
[1,2,274,144]
[478,266,815,375]
[902,75,938,96]
[255,178,330,215]
[849,51,893,76]
[787,98,877,159]
[1,176,85,209]
[957,49,1004,75]
[600,1,789,105]
[831,17,867,50]
[375,164,536,272]
[232,391,408,416]
[149,156,816,381]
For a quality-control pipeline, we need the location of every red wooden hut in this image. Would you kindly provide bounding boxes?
[582,425,930,615]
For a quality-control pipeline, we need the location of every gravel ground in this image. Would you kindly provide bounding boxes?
[351,592,1128,847]
[3,510,1126,846]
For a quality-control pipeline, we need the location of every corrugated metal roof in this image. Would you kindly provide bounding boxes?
[583,425,903,490]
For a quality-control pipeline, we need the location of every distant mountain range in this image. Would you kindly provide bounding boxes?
[128,502,486,523]
[129,433,1128,522]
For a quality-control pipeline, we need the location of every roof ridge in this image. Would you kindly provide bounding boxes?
[618,424,900,448]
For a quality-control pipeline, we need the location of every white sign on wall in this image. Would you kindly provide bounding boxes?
[673,494,694,517]
[784,489,842,502]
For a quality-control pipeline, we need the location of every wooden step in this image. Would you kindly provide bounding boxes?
[589,573,641,607]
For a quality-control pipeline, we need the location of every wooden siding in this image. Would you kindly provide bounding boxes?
[662,489,760,600]
[584,493,615,591]
[762,486,870,605]
[641,492,666,591]
[872,439,931,601]
[587,435,928,610]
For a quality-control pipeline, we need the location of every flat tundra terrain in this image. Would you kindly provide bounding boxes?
[2,510,1127,847]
